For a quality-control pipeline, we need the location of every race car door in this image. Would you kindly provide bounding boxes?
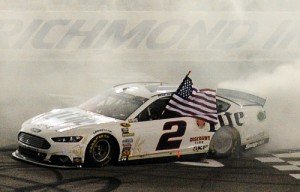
[125,97,212,160]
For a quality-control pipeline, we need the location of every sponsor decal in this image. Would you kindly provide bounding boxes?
[121,128,135,137]
[89,134,110,154]
[190,136,211,145]
[121,146,132,157]
[122,133,135,137]
[30,128,41,133]
[123,143,132,148]
[209,112,245,132]
[157,93,172,97]
[257,111,267,121]
[245,139,267,150]
[122,128,129,133]
[93,129,112,134]
[121,136,134,160]
[193,145,209,152]
[122,138,133,144]
[190,136,211,142]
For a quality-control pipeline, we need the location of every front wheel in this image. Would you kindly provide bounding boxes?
[85,134,114,167]
[209,126,241,158]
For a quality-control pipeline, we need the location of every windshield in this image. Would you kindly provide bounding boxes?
[79,89,148,120]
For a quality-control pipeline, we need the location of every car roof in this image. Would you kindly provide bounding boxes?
[113,82,177,99]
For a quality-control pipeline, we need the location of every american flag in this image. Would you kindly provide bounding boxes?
[166,76,218,123]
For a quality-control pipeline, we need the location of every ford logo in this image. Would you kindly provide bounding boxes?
[31,128,41,133]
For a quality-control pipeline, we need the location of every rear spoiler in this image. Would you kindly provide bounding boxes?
[217,88,266,107]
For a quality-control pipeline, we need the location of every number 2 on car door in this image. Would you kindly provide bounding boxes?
[156,120,187,150]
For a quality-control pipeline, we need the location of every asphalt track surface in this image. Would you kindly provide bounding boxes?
[1,148,300,192]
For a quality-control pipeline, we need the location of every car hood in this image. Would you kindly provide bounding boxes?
[26,107,118,132]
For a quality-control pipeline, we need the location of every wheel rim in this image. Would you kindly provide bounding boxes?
[213,131,233,154]
[92,139,110,162]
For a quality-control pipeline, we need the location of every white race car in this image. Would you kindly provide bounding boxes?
[13,82,268,168]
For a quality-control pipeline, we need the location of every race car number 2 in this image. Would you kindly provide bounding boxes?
[156,120,186,151]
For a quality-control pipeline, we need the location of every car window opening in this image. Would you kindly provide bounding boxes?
[137,97,180,122]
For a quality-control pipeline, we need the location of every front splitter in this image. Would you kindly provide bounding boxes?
[12,150,82,169]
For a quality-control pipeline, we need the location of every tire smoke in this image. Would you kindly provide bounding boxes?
[219,62,300,151]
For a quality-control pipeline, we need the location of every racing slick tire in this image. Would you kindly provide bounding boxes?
[209,126,241,158]
[85,134,117,167]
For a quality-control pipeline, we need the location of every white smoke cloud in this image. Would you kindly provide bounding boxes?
[219,62,300,150]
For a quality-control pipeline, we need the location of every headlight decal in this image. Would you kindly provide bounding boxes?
[51,136,83,142]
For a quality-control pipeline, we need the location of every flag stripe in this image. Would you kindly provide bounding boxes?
[192,88,216,104]
[187,97,217,110]
[188,92,217,110]
[166,104,217,122]
[172,94,216,114]
[166,102,218,123]
[167,102,218,120]
[167,100,216,118]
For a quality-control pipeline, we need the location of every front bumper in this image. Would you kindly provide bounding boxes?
[15,131,86,168]
[12,150,82,169]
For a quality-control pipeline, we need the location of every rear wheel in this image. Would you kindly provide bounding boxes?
[209,126,241,158]
[85,134,114,167]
